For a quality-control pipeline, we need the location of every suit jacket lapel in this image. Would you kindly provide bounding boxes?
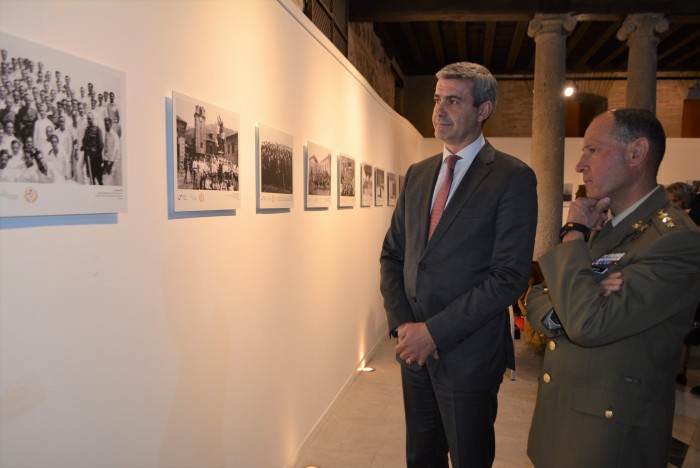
[424,142,495,254]
[417,155,444,246]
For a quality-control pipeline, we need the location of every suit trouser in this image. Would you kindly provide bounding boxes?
[401,364,499,468]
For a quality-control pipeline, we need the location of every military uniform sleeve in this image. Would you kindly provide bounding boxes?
[540,229,700,347]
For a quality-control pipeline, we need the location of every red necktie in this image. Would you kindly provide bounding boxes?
[429,154,461,239]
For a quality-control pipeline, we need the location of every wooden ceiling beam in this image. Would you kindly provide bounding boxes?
[483,22,497,68]
[349,0,700,23]
[506,21,528,70]
[429,22,446,66]
[572,21,621,70]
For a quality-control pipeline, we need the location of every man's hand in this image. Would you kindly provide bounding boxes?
[567,197,611,231]
[600,271,624,297]
[396,322,439,366]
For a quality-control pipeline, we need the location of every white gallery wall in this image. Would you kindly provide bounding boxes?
[1,1,699,468]
[0,1,421,467]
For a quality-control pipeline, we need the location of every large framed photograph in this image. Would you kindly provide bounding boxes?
[258,123,293,210]
[387,172,398,206]
[0,32,126,217]
[360,162,373,207]
[374,167,385,206]
[172,91,240,212]
[338,153,355,208]
[306,141,331,209]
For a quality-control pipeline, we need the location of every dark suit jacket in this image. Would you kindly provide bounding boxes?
[526,187,700,468]
[380,141,538,391]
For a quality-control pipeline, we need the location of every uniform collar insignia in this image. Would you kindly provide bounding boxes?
[631,219,649,240]
[657,210,676,228]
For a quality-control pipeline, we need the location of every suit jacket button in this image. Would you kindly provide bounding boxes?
[549,341,556,351]
[412,296,417,302]
[605,410,613,419]
[543,373,551,383]
[543,287,549,295]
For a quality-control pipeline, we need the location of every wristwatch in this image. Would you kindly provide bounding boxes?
[559,222,590,242]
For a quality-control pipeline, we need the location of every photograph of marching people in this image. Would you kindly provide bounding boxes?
[258,123,293,209]
[0,32,125,217]
[387,172,397,206]
[338,153,355,208]
[374,167,385,206]
[172,91,240,212]
[360,162,373,208]
[305,141,331,209]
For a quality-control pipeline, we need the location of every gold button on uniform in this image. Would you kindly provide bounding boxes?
[605,410,613,419]
[549,341,556,351]
[543,287,549,295]
[543,373,551,383]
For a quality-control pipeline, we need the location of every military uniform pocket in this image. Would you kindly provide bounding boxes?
[572,384,652,428]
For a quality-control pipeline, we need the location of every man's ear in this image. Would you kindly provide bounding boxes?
[477,101,494,122]
[627,137,649,168]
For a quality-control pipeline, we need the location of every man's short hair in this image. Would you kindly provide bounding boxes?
[435,62,498,109]
[609,108,666,174]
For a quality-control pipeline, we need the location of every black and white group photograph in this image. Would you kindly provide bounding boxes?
[306,141,331,208]
[172,91,240,212]
[338,153,355,207]
[258,123,293,209]
[0,32,126,217]
[374,167,385,206]
[361,162,373,208]
[387,172,397,206]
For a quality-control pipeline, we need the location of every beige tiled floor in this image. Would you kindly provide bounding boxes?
[295,336,700,468]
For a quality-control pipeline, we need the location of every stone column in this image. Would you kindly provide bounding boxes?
[617,13,669,112]
[528,14,577,259]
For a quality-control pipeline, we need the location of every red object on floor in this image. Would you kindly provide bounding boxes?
[514,316,525,331]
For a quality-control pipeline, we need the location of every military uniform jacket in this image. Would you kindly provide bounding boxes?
[526,186,700,468]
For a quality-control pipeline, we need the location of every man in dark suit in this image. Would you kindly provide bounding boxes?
[526,109,700,467]
[380,62,538,468]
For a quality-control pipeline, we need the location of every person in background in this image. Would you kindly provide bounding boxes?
[527,109,700,468]
[380,61,538,468]
[666,182,694,211]
[666,181,700,390]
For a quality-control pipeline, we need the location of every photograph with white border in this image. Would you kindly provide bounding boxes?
[258,122,293,210]
[338,153,355,208]
[387,172,398,206]
[360,162,373,208]
[172,91,240,212]
[306,141,331,208]
[0,32,126,217]
[374,167,385,206]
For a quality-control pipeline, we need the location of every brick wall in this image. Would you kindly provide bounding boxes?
[347,22,396,109]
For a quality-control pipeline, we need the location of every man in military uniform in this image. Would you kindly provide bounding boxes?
[527,108,700,468]
[81,112,103,185]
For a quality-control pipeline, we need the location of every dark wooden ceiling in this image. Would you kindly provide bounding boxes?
[349,0,700,79]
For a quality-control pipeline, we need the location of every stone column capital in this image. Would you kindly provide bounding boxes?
[616,13,669,43]
[527,13,577,39]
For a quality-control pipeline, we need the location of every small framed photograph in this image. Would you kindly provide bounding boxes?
[172,91,240,212]
[361,162,373,207]
[338,153,355,208]
[258,123,294,210]
[305,141,331,209]
[387,172,398,206]
[374,167,385,206]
